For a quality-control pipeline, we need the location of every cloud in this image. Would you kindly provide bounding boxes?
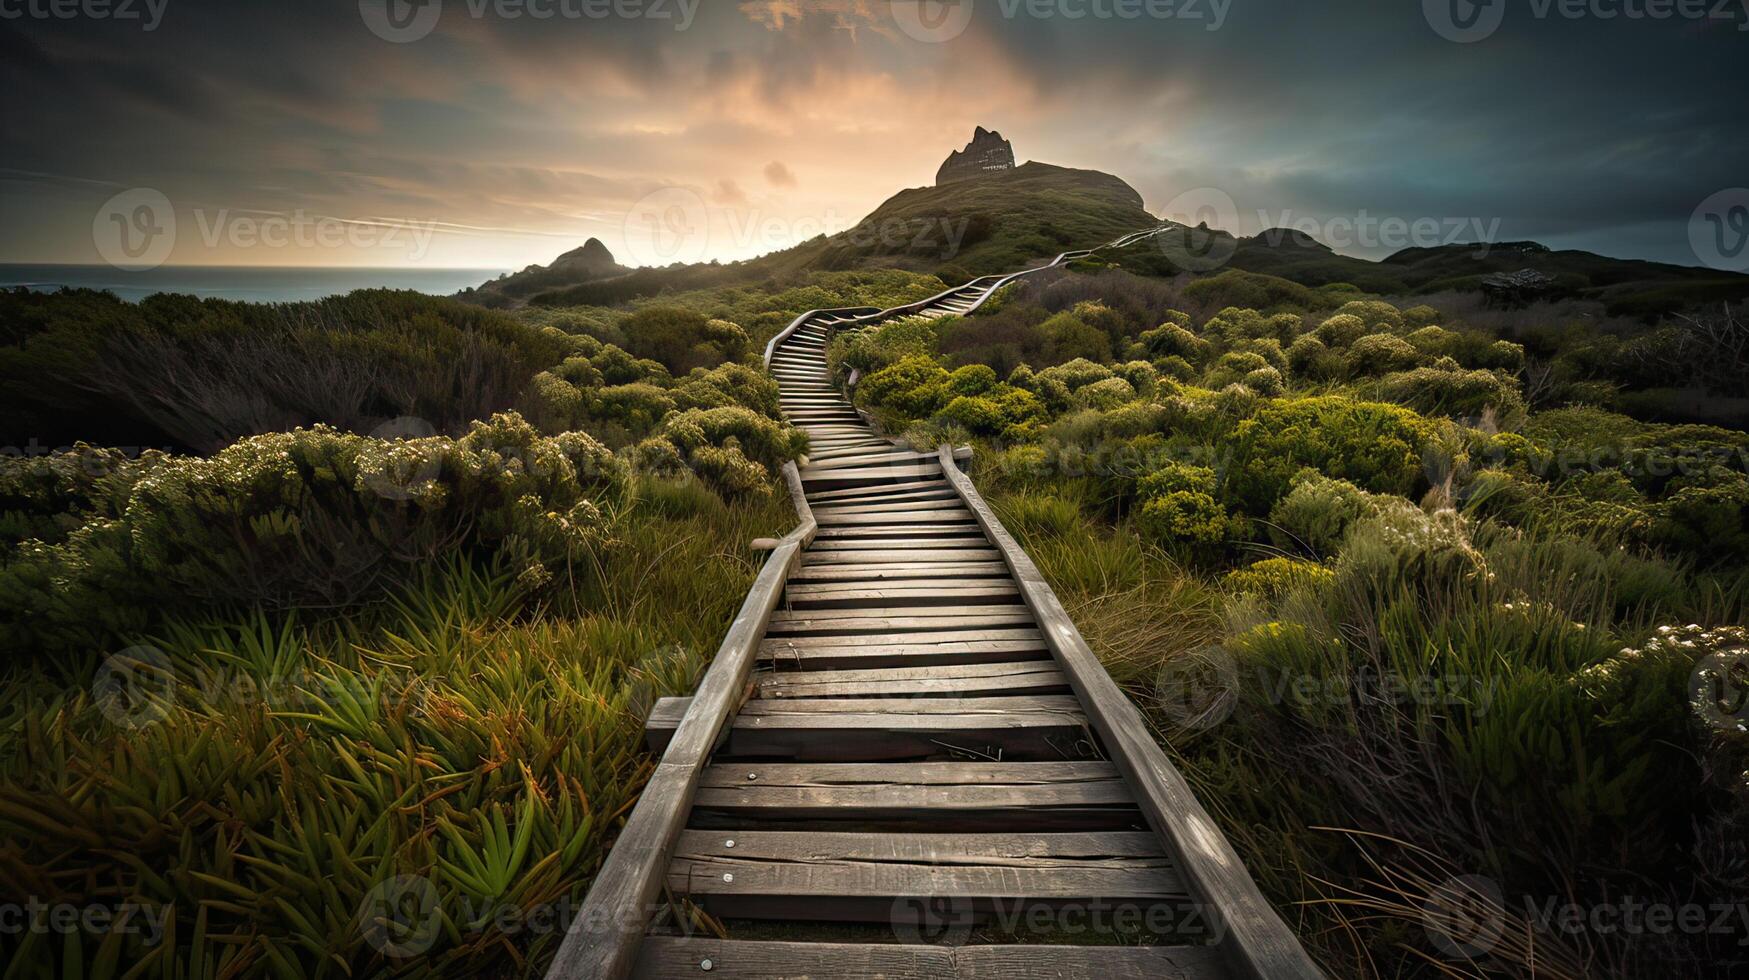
[763,161,797,188]
[714,178,748,205]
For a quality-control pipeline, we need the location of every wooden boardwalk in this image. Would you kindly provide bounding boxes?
[548,233,1323,979]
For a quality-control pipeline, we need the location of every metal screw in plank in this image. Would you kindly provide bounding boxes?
[700,959,713,972]
[722,873,734,883]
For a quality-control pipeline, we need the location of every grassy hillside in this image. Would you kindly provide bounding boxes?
[1102,226,1749,317]
[515,162,1156,307]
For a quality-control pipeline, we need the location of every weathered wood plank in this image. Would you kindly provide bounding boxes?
[633,939,1229,980]
[754,659,1064,698]
[673,830,1164,863]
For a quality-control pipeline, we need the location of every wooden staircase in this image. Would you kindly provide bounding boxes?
[547,229,1324,979]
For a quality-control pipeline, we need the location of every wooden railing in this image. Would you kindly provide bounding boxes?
[935,445,1323,980]
[542,463,815,980]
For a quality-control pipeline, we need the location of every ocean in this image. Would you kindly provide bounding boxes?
[0,265,509,304]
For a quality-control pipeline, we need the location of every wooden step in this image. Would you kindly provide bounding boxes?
[633,939,1228,980]
[646,695,1090,760]
[754,660,1066,699]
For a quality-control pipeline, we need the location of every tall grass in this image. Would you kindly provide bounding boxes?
[0,479,790,978]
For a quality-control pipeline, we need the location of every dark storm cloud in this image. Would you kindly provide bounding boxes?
[1,0,1745,266]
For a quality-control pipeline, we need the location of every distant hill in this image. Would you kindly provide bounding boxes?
[500,160,1158,308]
[457,237,627,309]
[1112,225,1749,317]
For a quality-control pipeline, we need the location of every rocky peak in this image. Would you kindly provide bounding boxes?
[936,127,1017,185]
[550,237,618,274]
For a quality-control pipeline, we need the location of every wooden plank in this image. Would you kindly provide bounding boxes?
[754,660,1064,698]
[736,694,1082,716]
[758,639,1051,671]
[761,627,1044,649]
[667,859,1189,922]
[800,464,943,483]
[650,699,1093,760]
[814,509,976,526]
[783,584,1022,610]
[935,446,1323,980]
[787,562,1013,581]
[633,939,1229,980]
[765,612,1037,636]
[674,830,1164,863]
[801,549,1003,563]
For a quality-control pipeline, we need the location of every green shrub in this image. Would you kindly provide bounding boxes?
[1135,462,1236,548]
[854,355,952,420]
[1373,366,1527,423]
[1074,376,1139,410]
[947,363,998,396]
[0,414,628,661]
[617,307,750,374]
[1242,367,1286,397]
[1223,556,1334,598]
[1268,470,1374,556]
[1313,313,1369,347]
[1332,299,1405,333]
[1137,320,1211,365]
[1226,396,1435,512]
[633,407,807,497]
[1346,333,1422,376]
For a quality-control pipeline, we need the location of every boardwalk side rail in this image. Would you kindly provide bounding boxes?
[544,463,815,980]
[936,444,1325,980]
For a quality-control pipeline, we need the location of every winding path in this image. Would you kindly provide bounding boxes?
[547,231,1324,979]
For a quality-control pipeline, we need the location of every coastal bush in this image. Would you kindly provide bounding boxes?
[0,413,629,662]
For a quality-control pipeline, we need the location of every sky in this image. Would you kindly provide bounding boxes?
[1,0,1746,271]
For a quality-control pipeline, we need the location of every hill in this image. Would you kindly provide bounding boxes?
[472,161,1157,308]
[457,237,627,308]
[1106,225,1749,316]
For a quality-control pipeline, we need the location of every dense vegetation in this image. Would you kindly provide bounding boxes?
[830,269,1749,977]
[0,270,946,977]
[3,241,1745,977]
